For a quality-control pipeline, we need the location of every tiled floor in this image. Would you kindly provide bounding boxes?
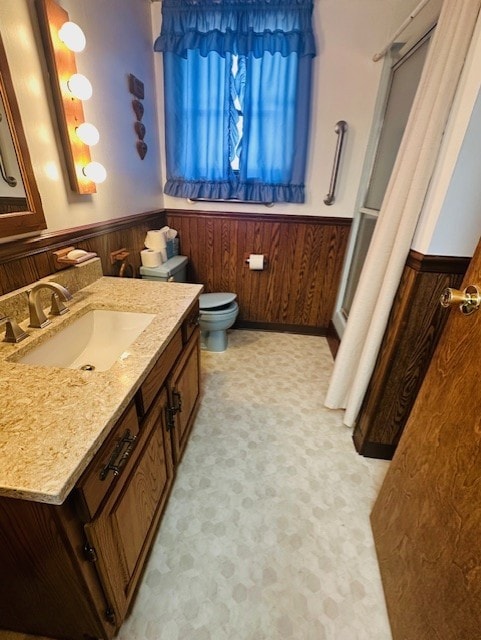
[117,330,392,640]
[1,330,392,640]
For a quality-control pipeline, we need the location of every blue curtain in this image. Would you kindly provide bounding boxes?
[155,0,316,203]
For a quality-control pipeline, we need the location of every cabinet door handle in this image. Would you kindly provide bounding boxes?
[99,429,137,481]
[173,390,182,413]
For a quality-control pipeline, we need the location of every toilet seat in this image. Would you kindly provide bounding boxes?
[200,301,239,317]
[199,292,237,310]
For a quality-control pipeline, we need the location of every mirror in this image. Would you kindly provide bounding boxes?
[0,31,46,238]
[0,97,28,212]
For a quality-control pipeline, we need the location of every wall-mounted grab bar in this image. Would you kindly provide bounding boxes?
[0,153,16,188]
[324,120,347,206]
[0,113,17,188]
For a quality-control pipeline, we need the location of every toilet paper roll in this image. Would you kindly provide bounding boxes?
[248,254,265,270]
[141,248,162,268]
[145,230,167,251]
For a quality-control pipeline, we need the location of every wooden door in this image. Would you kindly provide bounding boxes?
[85,387,174,623]
[371,237,481,639]
[169,328,201,464]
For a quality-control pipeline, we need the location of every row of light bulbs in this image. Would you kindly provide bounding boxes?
[58,21,106,184]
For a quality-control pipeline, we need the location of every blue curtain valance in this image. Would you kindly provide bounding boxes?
[154,0,316,58]
[164,178,306,204]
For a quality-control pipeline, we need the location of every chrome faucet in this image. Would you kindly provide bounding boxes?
[27,282,73,328]
[0,315,28,343]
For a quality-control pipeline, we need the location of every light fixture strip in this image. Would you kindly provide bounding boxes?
[36,0,96,194]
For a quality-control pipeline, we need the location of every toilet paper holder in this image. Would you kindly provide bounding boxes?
[110,248,130,264]
[244,253,268,269]
[110,248,134,278]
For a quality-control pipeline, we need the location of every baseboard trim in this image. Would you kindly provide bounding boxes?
[235,321,326,336]
[326,321,340,358]
[352,431,395,460]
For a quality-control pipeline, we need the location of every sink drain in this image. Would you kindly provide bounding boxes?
[80,364,96,371]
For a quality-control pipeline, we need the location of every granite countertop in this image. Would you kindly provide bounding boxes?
[0,267,202,505]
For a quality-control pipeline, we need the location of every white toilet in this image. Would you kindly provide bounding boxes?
[139,256,239,352]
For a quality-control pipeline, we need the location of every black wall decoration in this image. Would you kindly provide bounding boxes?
[129,73,147,160]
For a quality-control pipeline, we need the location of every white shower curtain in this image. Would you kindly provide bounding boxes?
[325,0,481,426]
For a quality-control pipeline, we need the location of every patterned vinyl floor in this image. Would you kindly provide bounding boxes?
[116,330,392,640]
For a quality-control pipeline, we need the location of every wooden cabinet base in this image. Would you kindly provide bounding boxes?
[0,496,114,640]
[0,310,201,640]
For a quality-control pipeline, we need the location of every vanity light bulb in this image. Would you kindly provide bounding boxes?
[76,123,100,146]
[58,21,86,52]
[83,161,107,184]
[67,73,92,100]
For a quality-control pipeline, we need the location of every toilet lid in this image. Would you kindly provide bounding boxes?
[199,292,237,309]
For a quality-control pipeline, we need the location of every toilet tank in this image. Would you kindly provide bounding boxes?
[139,255,188,282]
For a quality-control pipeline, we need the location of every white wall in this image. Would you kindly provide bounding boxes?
[152,0,417,218]
[0,0,164,234]
[412,9,481,258]
[0,0,436,236]
[425,91,481,257]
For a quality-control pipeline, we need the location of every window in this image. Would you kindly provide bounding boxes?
[154,0,316,204]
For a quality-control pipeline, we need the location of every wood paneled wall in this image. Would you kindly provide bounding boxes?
[352,250,469,459]
[166,210,351,332]
[0,211,166,296]
[0,209,351,336]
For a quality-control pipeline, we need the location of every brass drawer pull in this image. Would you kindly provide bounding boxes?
[173,390,182,413]
[189,315,200,327]
[99,429,137,481]
[166,390,183,432]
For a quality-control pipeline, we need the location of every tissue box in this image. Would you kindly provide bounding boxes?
[166,237,179,259]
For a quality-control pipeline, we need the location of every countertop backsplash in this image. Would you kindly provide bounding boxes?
[0,257,103,325]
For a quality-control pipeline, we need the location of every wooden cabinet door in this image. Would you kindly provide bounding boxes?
[0,496,112,640]
[371,236,481,639]
[169,327,200,464]
[85,387,174,624]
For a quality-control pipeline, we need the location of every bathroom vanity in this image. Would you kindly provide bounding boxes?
[0,264,202,640]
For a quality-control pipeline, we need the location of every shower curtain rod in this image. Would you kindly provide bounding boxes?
[372,0,432,62]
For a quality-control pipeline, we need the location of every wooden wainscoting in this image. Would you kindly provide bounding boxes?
[352,250,470,460]
[0,209,351,334]
[0,210,166,296]
[166,210,351,332]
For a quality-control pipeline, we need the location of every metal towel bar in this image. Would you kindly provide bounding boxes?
[324,120,347,206]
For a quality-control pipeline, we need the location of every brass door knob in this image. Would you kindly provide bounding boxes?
[440,285,481,315]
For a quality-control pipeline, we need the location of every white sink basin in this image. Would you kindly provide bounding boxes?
[17,309,156,372]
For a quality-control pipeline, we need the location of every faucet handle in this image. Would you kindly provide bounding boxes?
[50,292,69,316]
[0,315,28,343]
[27,289,50,328]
